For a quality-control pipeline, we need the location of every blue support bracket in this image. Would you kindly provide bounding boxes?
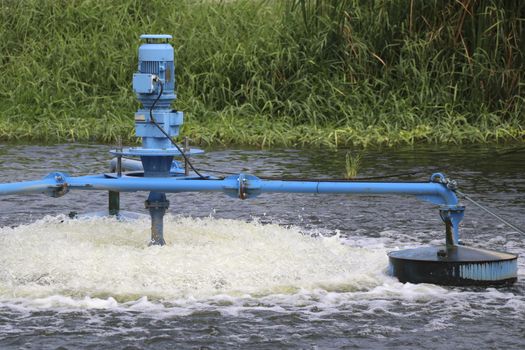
[440,205,466,246]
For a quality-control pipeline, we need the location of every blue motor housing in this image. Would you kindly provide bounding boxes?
[132,34,182,149]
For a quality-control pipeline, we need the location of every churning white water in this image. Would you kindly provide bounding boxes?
[0,215,388,303]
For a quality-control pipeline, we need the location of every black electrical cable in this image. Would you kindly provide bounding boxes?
[257,171,423,182]
[148,79,207,179]
[148,78,424,183]
[193,168,424,182]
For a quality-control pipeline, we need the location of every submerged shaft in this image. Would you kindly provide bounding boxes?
[145,192,169,246]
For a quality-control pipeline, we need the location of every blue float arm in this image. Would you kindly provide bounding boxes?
[0,178,57,195]
[0,171,464,244]
[257,180,458,206]
[0,172,459,207]
[0,173,67,197]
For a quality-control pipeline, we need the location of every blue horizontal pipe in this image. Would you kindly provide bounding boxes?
[68,175,228,193]
[0,174,459,206]
[0,178,56,195]
[258,181,458,205]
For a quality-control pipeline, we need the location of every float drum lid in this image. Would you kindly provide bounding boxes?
[388,245,518,286]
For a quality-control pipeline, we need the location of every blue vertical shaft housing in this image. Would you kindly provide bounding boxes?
[133,34,182,151]
[129,34,183,245]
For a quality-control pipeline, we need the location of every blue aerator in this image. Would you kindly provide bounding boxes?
[0,34,518,286]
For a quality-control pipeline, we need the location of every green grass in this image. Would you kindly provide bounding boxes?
[0,0,523,147]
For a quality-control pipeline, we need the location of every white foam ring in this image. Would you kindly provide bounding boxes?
[2,215,524,318]
[0,215,388,303]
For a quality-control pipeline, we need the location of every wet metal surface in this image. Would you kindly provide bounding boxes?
[389,245,518,286]
[388,245,517,262]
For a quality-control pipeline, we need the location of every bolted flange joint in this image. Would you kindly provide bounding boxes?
[44,172,70,198]
[223,174,262,200]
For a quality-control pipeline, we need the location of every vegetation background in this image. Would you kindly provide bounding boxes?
[0,0,523,147]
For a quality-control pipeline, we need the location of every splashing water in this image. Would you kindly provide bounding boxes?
[0,215,388,303]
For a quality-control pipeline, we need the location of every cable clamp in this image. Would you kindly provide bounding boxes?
[430,172,458,190]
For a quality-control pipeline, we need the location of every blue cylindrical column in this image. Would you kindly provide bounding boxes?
[132,34,180,245]
[132,34,182,152]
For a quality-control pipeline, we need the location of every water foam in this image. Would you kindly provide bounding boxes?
[0,215,387,304]
[2,215,524,321]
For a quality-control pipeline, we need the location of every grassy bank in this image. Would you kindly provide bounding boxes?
[0,0,523,147]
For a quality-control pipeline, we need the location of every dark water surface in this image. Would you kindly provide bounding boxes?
[0,143,523,349]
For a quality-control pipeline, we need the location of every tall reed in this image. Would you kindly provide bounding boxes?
[0,0,522,146]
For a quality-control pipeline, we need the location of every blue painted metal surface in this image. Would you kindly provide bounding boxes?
[132,73,156,94]
[140,34,172,40]
[0,172,459,204]
[115,34,182,156]
[0,170,465,245]
[120,34,183,243]
[439,206,465,245]
[112,147,203,157]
